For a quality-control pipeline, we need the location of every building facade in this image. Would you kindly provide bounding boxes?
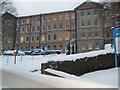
[2,12,17,50]
[16,1,115,53]
[17,11,75,53]
[75,2,106,53]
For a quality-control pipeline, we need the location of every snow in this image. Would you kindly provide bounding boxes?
[3,50,25,55]
[0,44,118,88]
[45,68,118,88]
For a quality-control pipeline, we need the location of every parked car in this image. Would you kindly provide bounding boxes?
[24,51,33,55]
[44,50,62,55]
[3,50,25,56]
[31,49,45,55]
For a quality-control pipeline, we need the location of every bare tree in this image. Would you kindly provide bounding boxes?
[0,0,17,15]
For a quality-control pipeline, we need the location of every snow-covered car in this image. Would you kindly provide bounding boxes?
[3,50,25,56]
[31,49,45,55]
[24,51,33,55]
[17,50,25,56]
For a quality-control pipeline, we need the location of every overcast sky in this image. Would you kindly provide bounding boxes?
[12,0,100,17]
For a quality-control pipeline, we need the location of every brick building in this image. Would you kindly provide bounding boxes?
[2,12,17,50]
[17,11,75,53]
[16,1,115,53]
[74,1,105,53]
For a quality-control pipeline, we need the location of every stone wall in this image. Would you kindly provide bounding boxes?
[41,53,120,76]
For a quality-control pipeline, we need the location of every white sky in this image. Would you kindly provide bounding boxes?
[12,0,100,17]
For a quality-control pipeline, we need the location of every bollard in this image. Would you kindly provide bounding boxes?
[7,55,9,64]
[32,55,34,60]
[21,55,22,62]
[14,54,16,64]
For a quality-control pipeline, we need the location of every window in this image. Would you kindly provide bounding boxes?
[42,16,46,22]
[37,26,40,31]
[54,34,56,40]
[82,44,85,50]
[48,25,50,30]
[31,36,34,42]
[81,11,84,16]
[54,25,57,30]
[25,36,29,42]
[82,32,85,38]
[88,32,92,38]
[94,19,98,25]
[48,35,51,40]
[17,19,20,24]
[26,18,29,23]
[36,36,39,41]
[81,21,85,26]
[60,24,63,29]
[87,11,91,15]
[26,27,29,32]
[32,26,35,32]
[95,32,99,37]
[37,17,40,21]
[88,43,92,50]
[88,20,91,26]
[21,28,24,33]
[32,17,36,22]
[60,45,63,49]
[54,45,56,50]
[20,37,24,43]
[42,25,45,30]
[95,42,99,49]
[22,19,24,23]
[41,35,45,42]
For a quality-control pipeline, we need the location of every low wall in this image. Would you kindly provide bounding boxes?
[41,53,120,76]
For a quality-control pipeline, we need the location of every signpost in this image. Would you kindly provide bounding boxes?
[113,28,120,67]
[13,47,17,64]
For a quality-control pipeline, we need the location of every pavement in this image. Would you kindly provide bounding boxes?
[0,69,53,88]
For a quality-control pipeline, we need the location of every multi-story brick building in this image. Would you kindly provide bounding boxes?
[75,1,106,53]
[17,11,75,53]
[17,1,115,53]
[2,12,17,50]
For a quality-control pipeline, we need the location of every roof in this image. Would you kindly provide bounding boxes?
[17,10,74,18]
[74,1,103,10]
[2,12,16,18]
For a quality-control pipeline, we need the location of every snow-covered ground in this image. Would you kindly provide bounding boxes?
[0,44,119,88]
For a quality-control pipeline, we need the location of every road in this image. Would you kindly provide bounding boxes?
[0,69,53,88]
